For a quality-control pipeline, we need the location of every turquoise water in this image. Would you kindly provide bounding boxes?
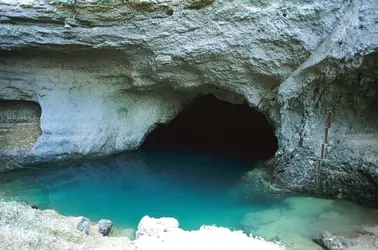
[1,150,378,249]
[0,150,264,230]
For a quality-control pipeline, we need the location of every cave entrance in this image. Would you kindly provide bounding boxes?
[141,94,278,165]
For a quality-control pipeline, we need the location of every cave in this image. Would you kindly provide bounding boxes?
[141,94,278,164]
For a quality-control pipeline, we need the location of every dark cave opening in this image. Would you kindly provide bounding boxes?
[141,94,278,164]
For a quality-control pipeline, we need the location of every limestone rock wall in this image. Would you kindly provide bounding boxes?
[0,51,183,163]
[1,0,378,205]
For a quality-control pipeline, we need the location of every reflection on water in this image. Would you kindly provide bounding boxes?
[1,150,377,249]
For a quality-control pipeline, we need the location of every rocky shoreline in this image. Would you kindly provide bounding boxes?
[0,200,284,250]
[2,196,378,250]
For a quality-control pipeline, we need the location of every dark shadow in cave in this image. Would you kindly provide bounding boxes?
[141,94,278,165]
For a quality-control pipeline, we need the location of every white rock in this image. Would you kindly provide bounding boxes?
[136,216,179,239]
[132,220,285,250]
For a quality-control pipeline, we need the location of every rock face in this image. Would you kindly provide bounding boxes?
[1,0,378,205]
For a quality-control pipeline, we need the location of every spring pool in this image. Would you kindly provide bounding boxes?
[1,150,377,249]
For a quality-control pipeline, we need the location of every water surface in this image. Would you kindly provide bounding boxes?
[1,150,377,249]
[0,150,262,230]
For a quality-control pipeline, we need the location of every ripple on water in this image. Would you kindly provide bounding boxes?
[0,150,377,250]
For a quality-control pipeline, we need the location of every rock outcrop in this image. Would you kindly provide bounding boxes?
[1,0,378,205]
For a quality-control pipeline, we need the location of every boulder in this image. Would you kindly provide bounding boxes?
[136,216,179,239]
[77,217,91,235]
[98,219,112,236]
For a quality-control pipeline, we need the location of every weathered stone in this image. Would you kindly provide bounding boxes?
[77,217,91,235]
[98,219,112,236]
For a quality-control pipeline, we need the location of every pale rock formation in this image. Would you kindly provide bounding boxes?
[131,215,284,250]
[135,216,179,238]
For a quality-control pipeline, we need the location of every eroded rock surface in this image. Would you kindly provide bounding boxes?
[1,0,378,205]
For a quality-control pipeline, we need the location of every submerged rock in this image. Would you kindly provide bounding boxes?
[241,208,282,232]
[77,217,91,235]
[98,219,112,236]
[233,166,287,205]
